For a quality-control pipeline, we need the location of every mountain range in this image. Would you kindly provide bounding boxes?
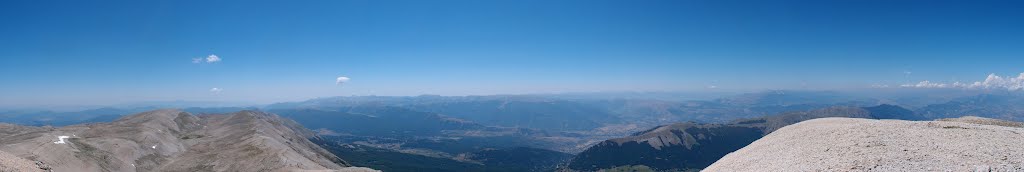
[2,90,1023,171]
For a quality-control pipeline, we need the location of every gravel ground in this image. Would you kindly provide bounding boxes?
[0,150,38,172]
[704,117,1024,172]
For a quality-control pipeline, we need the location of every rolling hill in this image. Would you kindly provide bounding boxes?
[0,109,374,171]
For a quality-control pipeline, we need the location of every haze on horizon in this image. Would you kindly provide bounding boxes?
[2,0,1023,107]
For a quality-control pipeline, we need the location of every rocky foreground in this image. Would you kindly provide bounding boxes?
[0,109,378,172]
[704,117,1024,171]
[1,149,38,171]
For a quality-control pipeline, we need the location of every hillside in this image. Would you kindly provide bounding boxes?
[704,117,1024,171]
[566,105,920,171]
[0,109,375,172]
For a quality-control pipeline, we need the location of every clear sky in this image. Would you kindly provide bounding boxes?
[2,0,1023,107]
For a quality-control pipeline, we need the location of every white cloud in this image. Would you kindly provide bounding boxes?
[336,76,350,85]
[706,85,718,89]
[900,80,949,88]
[210,87,223,93]
[964,73,1024,90]
[900,73,1024,90]
[191,54,221,64]
[206,54,221,63]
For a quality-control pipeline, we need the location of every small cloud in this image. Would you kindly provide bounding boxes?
[706,85,718,89]
[191,54,221,64]
[206,54,221,63]
[210,87,223,93]
[870,84,890,88]
[336,76,351,85]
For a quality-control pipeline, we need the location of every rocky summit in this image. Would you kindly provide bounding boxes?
[704,117,1024,172]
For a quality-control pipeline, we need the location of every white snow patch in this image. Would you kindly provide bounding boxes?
[53,136,70,144]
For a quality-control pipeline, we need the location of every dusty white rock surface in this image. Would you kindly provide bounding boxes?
[705,117,1024,172]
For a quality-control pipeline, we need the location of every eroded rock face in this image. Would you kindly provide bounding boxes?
[0,109,357,172]
[705,117,1024,172]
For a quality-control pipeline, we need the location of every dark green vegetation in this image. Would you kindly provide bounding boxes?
[318,142,498,172]
[314,136,571,172]
[567,104,923,171]
[464,147,573,171]
[596,165,664,172]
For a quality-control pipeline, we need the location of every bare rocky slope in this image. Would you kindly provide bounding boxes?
[0,109,378,172]
[704,117,1024,171]
[1,149,39,172]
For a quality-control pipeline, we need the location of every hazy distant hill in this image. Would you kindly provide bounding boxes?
[0,107,152,126]
[269,107,486,137]
[266,91,877,132]
[0,107,261,127]
[714,90,876,107]
[918,93,1024,121]
[266,95,621,131]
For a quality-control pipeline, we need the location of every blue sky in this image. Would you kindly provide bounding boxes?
[2,0,1023,107]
